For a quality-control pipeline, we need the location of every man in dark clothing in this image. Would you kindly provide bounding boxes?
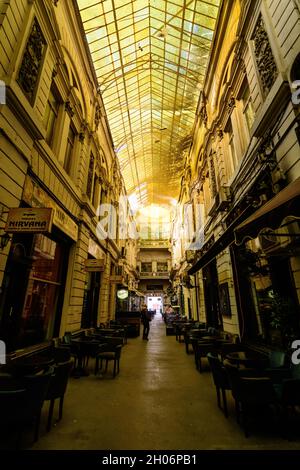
[141,304,151,340]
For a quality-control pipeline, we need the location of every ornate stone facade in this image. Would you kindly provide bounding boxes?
[17,18,46,103]
[95,103,101,130]
[199,92,208,127]
[253,14,278,96]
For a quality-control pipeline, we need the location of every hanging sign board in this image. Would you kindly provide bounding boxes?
[5,208,53,233]
[84,259,105,272]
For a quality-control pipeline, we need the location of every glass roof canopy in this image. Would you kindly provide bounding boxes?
[77,0,220,208]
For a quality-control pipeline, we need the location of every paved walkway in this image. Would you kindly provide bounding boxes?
[32,314,300,450]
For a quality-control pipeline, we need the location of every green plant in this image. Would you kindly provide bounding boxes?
[269,293,299,347]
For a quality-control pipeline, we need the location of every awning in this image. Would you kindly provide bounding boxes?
[188,229,234,275]
[234,177,300,245]
[188,207,252,275]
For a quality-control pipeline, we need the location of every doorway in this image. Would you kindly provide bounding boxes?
[203,260,223,329]
[147,296,162,315]
[81,270,101,328]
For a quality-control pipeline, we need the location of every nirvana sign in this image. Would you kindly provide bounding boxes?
[5,207,53,233]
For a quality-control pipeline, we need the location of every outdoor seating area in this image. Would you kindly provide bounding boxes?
[1,315,300,451]
[0,322,129,448]
[170,321,300,438]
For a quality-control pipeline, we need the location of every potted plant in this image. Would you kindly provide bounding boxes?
[269,293,299,348]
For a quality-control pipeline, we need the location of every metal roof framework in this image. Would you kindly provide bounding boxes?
[77,0,220,207]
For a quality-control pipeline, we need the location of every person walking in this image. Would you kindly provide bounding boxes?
[141,303,151,340]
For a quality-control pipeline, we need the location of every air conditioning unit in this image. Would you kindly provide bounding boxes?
[216,185,231,211]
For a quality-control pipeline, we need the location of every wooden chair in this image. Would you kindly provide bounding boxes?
[94,344,122,378]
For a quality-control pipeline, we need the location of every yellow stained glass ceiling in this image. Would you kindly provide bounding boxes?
[77,0,220,207]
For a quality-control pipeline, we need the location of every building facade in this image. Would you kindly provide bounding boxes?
[0,0,299,355]
[0,0,136,352]
[172,0,300,347]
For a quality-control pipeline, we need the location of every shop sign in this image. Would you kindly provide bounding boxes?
[5,207,53,233]
[53,207,78,242]
[84,259,105,272]
[117,289,128,300]
[23,176,78,241]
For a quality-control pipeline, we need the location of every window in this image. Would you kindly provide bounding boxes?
[202,176,212,215]
[100,188,107,206]
[64,126,76,175]
[242,86,255,132]
[92,176,100,208]
[225,119,238,174]
[22,234,66,345]
[44,84,60,146]
[86,152,95,199]
[157,262,168,272]
[17,18,46,103]
[141,262,152,273]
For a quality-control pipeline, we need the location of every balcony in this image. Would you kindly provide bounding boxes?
[138,239,170,249]
[139,271,170,279]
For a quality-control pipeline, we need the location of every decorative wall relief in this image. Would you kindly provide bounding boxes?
[95,103,101,130]
[199,92,208,127]
[253,14,278,96]
[227,96,236,113]
[217,129,223,140]
[17,18,46,103]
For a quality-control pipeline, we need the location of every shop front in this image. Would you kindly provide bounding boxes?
[0,228,71,352]
[202,259,223,329]
[81,239,105,328]
[0,177,78,352]
[233,178,300,348]
[188,177,300,348]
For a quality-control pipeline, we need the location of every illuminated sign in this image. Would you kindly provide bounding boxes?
[117,289,128,300]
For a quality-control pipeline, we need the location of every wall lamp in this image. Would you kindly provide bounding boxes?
[0,232,11,250]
